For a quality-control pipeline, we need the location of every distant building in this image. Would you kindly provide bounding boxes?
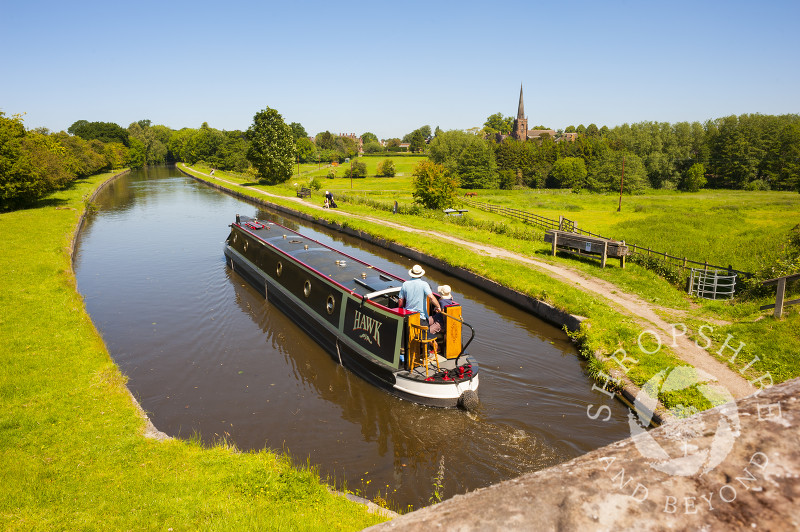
[506,84,573,143]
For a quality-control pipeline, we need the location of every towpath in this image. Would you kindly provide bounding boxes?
[184,166,754,399]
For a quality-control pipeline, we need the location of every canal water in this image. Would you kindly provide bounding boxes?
[74,166,633,509]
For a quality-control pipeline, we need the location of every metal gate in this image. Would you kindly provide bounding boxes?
[688,268,737,299]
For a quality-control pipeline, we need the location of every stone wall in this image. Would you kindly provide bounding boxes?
[368,378,800,531]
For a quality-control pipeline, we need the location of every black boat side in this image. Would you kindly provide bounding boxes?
[223,215,479,408]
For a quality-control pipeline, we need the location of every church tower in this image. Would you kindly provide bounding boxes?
[512,84,528,141]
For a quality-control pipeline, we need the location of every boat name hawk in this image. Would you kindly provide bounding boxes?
[353,309,382,346]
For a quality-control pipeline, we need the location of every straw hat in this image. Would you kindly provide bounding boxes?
[408,264,425,278]
[437,285,452,299]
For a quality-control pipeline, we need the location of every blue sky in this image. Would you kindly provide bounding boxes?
[2,0,798,139]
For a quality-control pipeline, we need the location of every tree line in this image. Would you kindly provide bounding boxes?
[1,113,128,210]
[3,107,797,210]
[457,112,800,193]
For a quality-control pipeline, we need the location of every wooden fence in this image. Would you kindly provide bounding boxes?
[462,198,752,280]
[760,273,800,318]
[627,243,751,279]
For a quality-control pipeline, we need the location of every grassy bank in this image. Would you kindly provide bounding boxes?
[0,171,385,530]
[181,163,800,412]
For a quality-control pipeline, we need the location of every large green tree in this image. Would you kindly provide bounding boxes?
[408,130,426,153]
[295,136,315,163]
[550,157,588,190]
[429,129,497,188]
[376,159,395,177]
[680,163,707,192]
[457,140,498,189]
[68,120,129,146]
[289,122,308,141]
[246,107,296,184]
[402,125,431,143]
[412,161,458,210]
[484,112,514,135]
[314,131,335,150]
[1,113,74,209]
[127,121,169,167]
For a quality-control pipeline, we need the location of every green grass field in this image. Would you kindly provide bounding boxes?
[457,188,800,274]
[293,156,427,186]
[0,171,386,530]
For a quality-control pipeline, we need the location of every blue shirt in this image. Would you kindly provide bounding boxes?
[399,278,432,320]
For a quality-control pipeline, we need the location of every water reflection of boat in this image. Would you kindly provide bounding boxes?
[224,215,479,409]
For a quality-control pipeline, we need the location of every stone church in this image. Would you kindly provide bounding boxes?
[507,85,576,142]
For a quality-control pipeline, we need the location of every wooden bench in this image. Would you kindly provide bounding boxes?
[544,230,629,268]
[296,187,311,198]
[443,208,468,216]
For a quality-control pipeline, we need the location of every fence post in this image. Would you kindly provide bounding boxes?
[601,241,608,268]
[704,261,708,271]
[647,247,651,256]
[774,277,787,318]
[559,215,563,231]
[682,257,687,275]
[552,232,558,256]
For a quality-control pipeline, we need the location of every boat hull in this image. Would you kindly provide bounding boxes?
[223,220,479,408]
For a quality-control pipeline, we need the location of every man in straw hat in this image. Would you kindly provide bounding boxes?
[398,264,441,324]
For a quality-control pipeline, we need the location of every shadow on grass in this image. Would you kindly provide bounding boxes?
[533,247,627,269]
[0,194,70,213]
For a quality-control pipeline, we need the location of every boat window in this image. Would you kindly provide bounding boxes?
[326,295,336,315]
[303,280,311,297]
[276,261,283,277]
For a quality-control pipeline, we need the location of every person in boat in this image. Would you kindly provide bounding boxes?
[428,284,453,335]
[398,265,441,326]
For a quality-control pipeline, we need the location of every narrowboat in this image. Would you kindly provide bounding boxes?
[223,215,479,409]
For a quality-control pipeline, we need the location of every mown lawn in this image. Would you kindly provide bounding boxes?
[0,171,386,531]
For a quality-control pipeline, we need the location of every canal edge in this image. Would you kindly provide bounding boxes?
[178,166,671,426]
[68,168,172,441]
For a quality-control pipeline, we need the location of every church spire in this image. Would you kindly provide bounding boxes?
[512,84,528,141]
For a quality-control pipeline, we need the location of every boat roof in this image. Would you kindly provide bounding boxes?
[235,216,406,299]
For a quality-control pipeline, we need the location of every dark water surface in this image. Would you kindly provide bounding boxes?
[74,166,632,509]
